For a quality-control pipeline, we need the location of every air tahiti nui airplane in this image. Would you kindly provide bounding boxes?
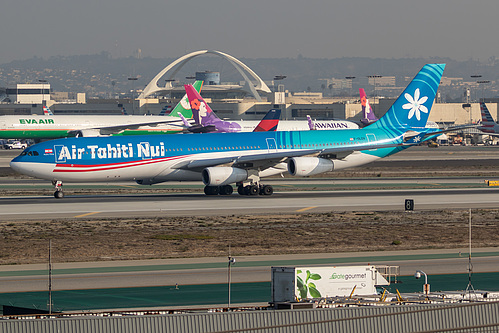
[11,64,445,198]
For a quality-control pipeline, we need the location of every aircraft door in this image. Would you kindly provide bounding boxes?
[266,138,277,153]
[366,133,377,151]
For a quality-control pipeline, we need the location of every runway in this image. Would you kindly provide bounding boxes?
[2,186,499,220]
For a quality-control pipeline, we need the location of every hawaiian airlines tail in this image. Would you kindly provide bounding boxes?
[359,88,377,126]
[43,106,53,116]
[253,109,281,132]
[184,84,242,133]
[167,80,203,118]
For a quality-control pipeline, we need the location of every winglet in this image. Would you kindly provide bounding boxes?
[253,109,281,132]
[306,115,316,130]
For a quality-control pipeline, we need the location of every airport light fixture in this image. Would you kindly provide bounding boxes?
[345,76,356,98]
[38,79,48,104]
[470,75,482,102]
[128,77,138,114]
[477,80,490,102]
[228,255,236,309]
[414,270,430,296]
[367,75,382,117]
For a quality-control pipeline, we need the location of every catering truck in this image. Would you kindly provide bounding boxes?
[271,265,390,303]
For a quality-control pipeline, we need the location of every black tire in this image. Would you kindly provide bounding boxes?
[237,185,245,195]
[262,185,274,196]
[54,190,64,199]
[204,186,219,195]
[219,185,233,195]
[249,185,259,195]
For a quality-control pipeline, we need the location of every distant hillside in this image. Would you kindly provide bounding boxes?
[1,53,498,100]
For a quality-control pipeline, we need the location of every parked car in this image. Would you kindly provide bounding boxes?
[4,141,27,149]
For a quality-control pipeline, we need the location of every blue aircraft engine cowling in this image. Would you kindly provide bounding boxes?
[202,167,248,186]
[288,157,334,177]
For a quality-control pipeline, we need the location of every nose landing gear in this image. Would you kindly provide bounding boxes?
[52,180,64,199]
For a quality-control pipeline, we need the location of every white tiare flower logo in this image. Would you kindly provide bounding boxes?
[403,88,428,121]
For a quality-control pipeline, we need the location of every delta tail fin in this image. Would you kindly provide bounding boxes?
[253,109,281,132]
[359,88,377,126]
[168,80,203,118]
[366,64,445,131]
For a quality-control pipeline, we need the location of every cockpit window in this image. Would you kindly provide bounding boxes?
[22,151,39,156]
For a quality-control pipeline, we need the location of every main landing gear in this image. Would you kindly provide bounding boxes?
[52,180,64,199]
[203,184,274,196]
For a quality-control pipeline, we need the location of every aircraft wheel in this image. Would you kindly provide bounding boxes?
[261,185,273,196]
[237,185,245,196]
[204,186,219,195]
[219,185,233,195]
[54,190,64,199]
[248,185,259,195]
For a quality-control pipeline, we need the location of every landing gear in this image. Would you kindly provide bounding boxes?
[204,185,234,196]
[52,180,64,199]
[237,184,274,196]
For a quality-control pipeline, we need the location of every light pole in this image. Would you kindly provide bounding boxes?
[128,77,138,114]
[273,75,287,119]
[414,270,429,296]
[345,76,356,100]
[38,79,47,105]
[477,80,490,103]
[228,254,236,309]
[470,75,481,102]
[367,75,382,118]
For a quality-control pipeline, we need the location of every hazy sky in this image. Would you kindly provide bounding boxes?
[2,0,499,63]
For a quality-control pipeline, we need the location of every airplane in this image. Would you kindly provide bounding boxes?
[478,102,499,135]
[0,81,204,139]
[359,88,378,126]
[10,64,445,198]
[184,83,359,132]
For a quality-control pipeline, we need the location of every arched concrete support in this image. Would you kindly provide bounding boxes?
[139,50,271,101]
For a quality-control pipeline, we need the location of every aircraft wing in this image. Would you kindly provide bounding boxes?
[173,140,409,171]
[70,118,191,136]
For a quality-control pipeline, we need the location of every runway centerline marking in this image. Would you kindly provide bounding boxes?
[74,212,100,218]
[296,206,317,212]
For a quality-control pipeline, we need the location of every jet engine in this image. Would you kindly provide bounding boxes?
[202,167,248,186]
[288,157,334,177]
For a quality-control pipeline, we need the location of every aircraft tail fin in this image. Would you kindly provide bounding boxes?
[480,102,495,124]
[184,84,221,127]
[169,80,203,118]
[253,109,281,132]
[359,88,377,125]
[159,105,172,116]
[306,115,316,130]
[366,64,445,131]
[43,106,53,116]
